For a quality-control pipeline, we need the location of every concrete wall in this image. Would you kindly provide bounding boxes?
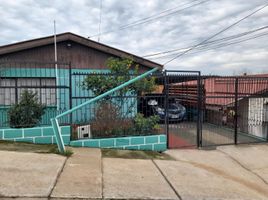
[70,134,167,152]
[0,126,70,144]
[0,125,166,152]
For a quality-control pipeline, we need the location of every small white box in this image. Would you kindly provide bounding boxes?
[77,125,91,139]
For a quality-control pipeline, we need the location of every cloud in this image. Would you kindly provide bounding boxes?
[0,0,267,75]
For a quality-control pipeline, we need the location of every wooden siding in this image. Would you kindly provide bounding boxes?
[0,40,149,71]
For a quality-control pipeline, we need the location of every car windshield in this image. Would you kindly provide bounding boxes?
[168,104,178,109]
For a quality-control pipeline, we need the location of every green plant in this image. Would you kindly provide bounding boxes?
[8,90,45,128]
[82,57,156,116]
[81,57,158,137]
[134,113,160,134]
[82,57,156,96]
[91,102,133,138]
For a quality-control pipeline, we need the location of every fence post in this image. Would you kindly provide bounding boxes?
[15,78,18,104]
[197,72,202,148]
[164,70,169,148]
[234,78,238,145]
[68,62,72,125]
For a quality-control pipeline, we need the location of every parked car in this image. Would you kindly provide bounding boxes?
[147,100,186,122]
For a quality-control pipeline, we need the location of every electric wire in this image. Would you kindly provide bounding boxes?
[150,31,268,60]
[143,26,268,58]
[89,0,210,38]
[163,3,268,65]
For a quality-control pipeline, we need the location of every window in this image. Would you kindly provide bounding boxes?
[0,78,56,106]
[0,79,16,105]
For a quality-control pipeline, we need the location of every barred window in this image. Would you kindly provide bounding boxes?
[0,78,56,106]
[0,79,16,105]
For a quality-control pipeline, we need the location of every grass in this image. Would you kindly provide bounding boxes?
[0,140,73,157]
[102,148,174,160]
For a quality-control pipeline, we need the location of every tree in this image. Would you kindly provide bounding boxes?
[82,57,156,96]
[82,57,156,116]
[8,90,45,128]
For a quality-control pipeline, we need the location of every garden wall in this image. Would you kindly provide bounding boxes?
[0,125,167,152]
[70,134,167,151]
[0,126,70,145]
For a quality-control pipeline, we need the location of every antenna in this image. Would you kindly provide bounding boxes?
[54,20,60,111]
[98,0,103,42]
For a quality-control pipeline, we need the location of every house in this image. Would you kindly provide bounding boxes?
[0,32,163,127]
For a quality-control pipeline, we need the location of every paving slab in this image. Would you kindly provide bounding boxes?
[218,144,268,183]
[0,151,66,198]
[160,149,268,200]
[103,158,178,200]
[1,198,48,200]
[51,148,102,199]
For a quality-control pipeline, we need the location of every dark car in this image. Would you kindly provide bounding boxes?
[149,100,186,122]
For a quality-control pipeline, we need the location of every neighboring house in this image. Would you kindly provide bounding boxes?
[169,74,268,139]
[0,32,163,127]
[204,75,268,139]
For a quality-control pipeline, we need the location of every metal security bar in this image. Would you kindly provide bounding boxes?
[0,61,70,128]
[52,67,159,153]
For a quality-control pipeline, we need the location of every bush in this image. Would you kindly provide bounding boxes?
[91,102,133,138]
[89,103,161,138]
[134,113,160,134]
[8,90,45,128]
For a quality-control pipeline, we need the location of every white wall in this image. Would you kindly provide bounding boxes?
[248,98,268,138]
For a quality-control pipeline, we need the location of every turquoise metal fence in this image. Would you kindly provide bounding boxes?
[51,67,159,153]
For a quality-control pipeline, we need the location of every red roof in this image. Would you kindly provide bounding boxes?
[172,74,268,107]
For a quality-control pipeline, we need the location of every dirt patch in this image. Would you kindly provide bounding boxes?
[0,140,58,153]
[102,149,174,160]
[0,140,74,157]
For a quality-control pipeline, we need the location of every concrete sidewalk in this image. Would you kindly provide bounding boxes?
[51,148,102,199]
[0,150,66,198]
[0,144,267,200]
[163,145,268,200]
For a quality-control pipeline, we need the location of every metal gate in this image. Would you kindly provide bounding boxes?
[165,70,202,148]
[164,72,268,148]
[201,76,268,147]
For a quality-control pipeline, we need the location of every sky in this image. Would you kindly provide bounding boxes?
[0,0,267,75]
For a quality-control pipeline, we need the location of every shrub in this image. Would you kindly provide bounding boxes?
[134,113,160,134]
[91,102,133,138]
[8,90,45,128]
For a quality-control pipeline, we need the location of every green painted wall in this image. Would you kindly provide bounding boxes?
[0,126,70,145]
[70,134,167,152]
[1,67,137,127]
[0,124,166,152]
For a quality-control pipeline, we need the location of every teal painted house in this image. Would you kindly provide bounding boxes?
[0,33,163,128]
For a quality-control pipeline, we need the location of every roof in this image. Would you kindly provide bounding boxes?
[0,32,163,69]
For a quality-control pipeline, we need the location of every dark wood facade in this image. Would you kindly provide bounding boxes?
[0,33,162,71]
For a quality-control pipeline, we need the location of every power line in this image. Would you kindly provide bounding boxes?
[89,0,210,38]
[150,31,268,60]
[163,3,268,65]
[144,26,268,58]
